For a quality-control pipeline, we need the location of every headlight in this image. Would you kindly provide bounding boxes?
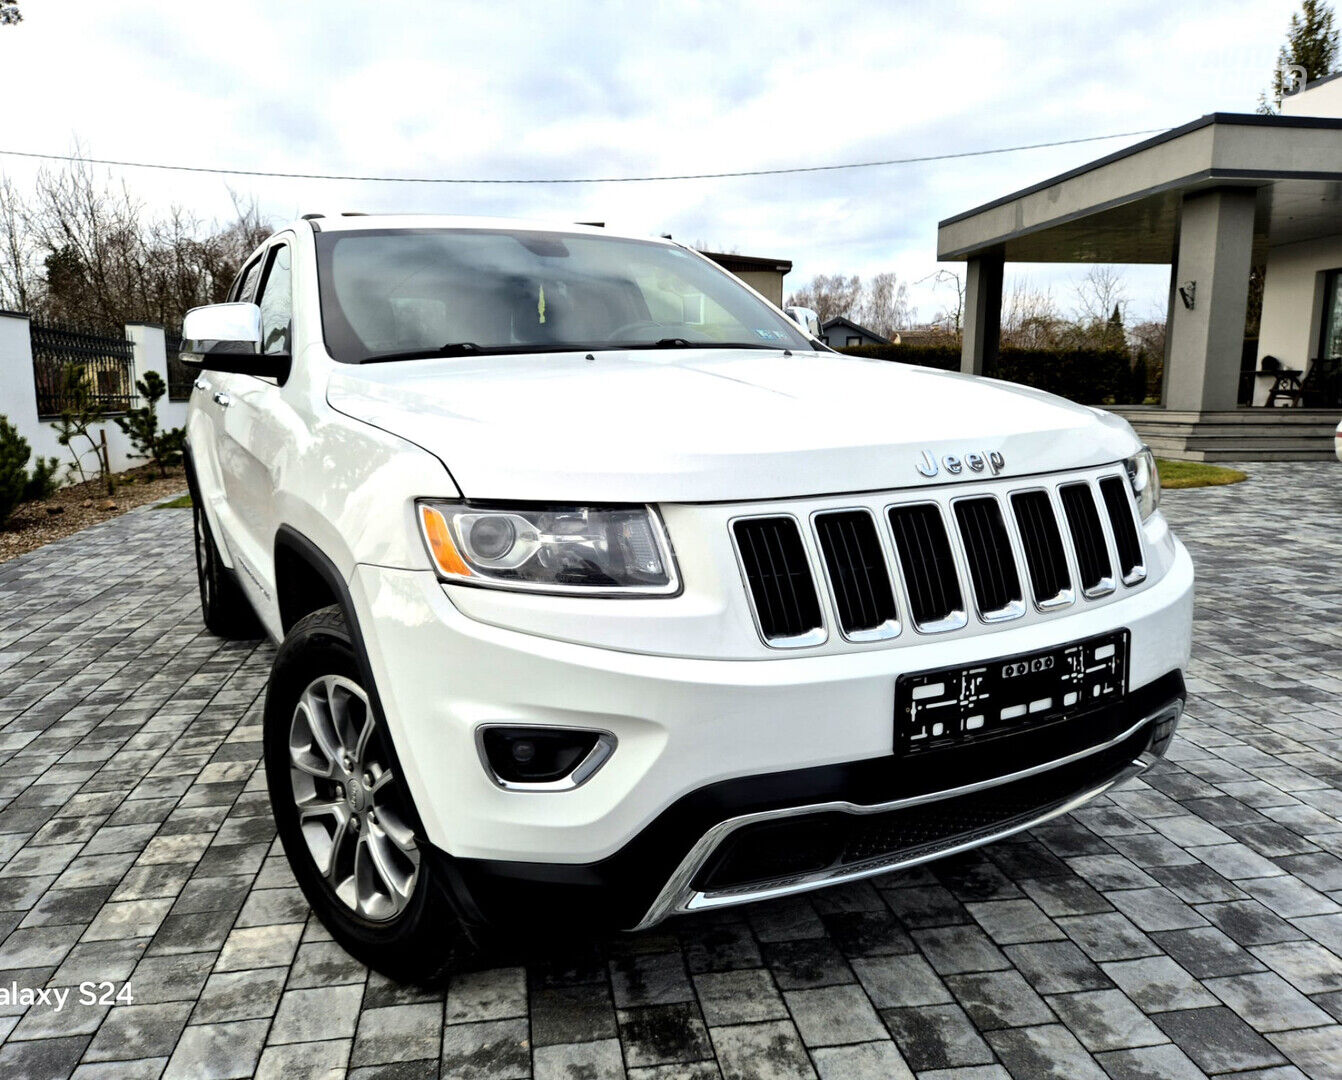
[417,502,679,595]
[1124,447,1160,521]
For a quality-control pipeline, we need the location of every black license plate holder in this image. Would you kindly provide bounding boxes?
[895,630,1129,755]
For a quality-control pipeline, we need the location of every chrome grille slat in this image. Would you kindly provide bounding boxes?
[733,517,824,646]
[814,510,898,639]
[1011,490,1073,609]
[1059,483,1115,597]
[953,497,1024,621]
[1098,476,1146,585]
[888,504,966,632]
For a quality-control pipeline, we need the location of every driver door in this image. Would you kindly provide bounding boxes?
[216,238,295,617]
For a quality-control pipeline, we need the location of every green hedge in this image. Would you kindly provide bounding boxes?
[837,344,1137,404]
[840,344,960,370]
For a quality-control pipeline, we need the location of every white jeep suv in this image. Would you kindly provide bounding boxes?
[181,215,1193,982]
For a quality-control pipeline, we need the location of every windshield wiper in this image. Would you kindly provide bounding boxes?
[359,339,797,363]
[614,339,791,351]
[361,342,490,364]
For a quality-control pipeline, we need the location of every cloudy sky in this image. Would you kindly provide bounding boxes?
[0,0,1303,323]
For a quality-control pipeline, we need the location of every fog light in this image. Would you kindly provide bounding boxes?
[478,726,616,790]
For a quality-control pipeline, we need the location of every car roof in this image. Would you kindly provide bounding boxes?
[290,213,674,245]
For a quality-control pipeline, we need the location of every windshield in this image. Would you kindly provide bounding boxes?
[314,228,810,363]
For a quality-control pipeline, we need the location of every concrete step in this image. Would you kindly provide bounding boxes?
[1113,406,1339,461]
[1134,424,1338,438]
[1173,448,1336,462]
[1111,408,1342,425]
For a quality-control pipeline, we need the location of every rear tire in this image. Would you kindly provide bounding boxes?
[192,500,262,639]
[264,605,477,984]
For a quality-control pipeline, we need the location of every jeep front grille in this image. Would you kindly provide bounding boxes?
[733,468,1147,648]
[732,517,825,645]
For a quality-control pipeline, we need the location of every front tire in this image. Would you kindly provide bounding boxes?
[264,606,475,984]
[192,501,261,639]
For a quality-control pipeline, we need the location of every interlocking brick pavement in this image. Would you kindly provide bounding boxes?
[0,463,1340,1079]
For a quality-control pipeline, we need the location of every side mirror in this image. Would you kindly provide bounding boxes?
[181,303,290,379]
[784,305,822,340]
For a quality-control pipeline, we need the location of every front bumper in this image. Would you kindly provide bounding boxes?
[351,538,1193,928]
[440,673,1184,930]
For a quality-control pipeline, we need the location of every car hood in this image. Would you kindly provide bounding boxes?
[326,349,1140,502]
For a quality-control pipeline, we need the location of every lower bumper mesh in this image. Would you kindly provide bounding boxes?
[694,724,1155,896]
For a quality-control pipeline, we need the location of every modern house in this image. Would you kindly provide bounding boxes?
[821,315,889,348]
[936,80,1342,460]
[701,251,793,307]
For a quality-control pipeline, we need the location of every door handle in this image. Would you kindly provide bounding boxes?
[194,377,210,393]
[213,392,231,407]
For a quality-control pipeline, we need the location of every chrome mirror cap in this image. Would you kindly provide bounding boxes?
[181,302,262,360]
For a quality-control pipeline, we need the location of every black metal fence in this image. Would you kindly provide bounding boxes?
[29,321,137,419]
[164,330,192,401]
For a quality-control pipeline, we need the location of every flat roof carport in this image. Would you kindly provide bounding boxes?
[935,113,1342,415]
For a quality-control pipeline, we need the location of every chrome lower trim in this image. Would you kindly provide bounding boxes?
[634,702,1180,930]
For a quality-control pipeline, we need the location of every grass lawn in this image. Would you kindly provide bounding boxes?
[1156,459,1248,490]
[154,494,193,509]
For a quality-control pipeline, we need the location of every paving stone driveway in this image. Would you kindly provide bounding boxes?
[0,463,1340,1080]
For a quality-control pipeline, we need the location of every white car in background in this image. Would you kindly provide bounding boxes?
[1335,418,1342,461]
[179,215,1194,983]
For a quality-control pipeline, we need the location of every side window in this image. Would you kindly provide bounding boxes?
[232,256,264,304]
[255,245,293,356]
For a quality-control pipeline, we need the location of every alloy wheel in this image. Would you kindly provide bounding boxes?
[288,675,419,921]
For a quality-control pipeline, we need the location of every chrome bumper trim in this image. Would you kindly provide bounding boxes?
[634,702,1180,930]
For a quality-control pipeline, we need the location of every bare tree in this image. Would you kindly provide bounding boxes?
[918,269,964,335]
[1074,265,1128,326]
[858,272,915,339]
[0,154,270,329]
[785,273,863,324]
[0,176,36,311]
[1001,279,1063,349]
[1129,318,1166,360]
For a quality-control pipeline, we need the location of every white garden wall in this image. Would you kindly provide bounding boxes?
[0,311,187,481]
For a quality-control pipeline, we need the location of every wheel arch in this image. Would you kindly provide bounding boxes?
[268,525,489,926]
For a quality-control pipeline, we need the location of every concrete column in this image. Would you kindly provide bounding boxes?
[1164,189,1257,412]
[0,311,40,440]
[125,322,167,390]
[961,252,1003,375]
[127,322,188,431]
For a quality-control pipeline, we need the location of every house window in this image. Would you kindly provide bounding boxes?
[846,335,860,346]
[1320,269,1342,358]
